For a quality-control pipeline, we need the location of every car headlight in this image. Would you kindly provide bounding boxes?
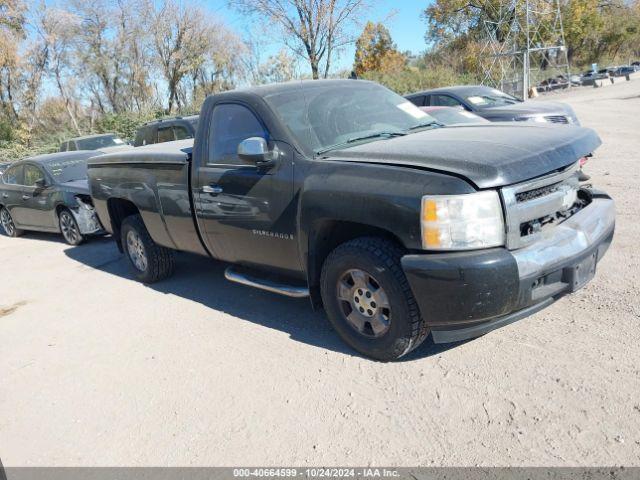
[421,191,505,250]
[516,115,548,123]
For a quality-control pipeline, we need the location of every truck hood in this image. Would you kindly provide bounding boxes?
[478,100,576,121]
[323,124,600,189]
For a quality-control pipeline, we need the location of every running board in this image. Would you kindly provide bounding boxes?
[224,266,309,298]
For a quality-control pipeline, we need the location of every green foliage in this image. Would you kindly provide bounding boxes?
[94,110,165,142]
[361,66,477,95]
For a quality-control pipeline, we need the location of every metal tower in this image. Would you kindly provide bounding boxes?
[478,0,571,99]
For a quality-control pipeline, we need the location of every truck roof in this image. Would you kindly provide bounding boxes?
[218,79,373,99]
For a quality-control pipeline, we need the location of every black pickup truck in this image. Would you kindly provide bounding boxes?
[87,79,615,361]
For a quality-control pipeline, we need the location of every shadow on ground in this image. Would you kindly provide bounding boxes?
[63,238,460,361]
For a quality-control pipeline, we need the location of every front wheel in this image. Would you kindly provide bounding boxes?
[59,209,84,246]
[0,207,23,238]
[121,214,174,283]
[320,237,429,361]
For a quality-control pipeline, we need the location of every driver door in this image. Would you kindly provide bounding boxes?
[193,102,300,274]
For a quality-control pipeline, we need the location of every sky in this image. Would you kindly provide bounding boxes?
[207,0,430,73]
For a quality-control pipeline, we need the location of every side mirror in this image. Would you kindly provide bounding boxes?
[238,137,273,168]
[35,178,47,189]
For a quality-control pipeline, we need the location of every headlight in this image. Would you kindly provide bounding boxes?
[516,115,548,123]
[421,191,505,250]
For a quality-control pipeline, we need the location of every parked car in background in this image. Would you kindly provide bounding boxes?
[0,151,103,245]
[419,106,490,125]
[88,79,614,360]
[406,85,580,125]
[60,133,129,153]
[133,115,199,147]
[536,76,570,92]
[612,66,635,77]
[580,70,610,85]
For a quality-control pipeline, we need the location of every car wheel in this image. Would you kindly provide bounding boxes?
[121,214,174,283]
[320,237,429,361]
[58,209,84,246]
[0,207,24,238]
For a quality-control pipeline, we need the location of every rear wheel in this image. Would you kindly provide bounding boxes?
[121,214,174,283]
[320,237,429,361]
[0,207,23,238]
[58,209,84,246]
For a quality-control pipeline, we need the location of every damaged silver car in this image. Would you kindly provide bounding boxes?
[0,151,104,245]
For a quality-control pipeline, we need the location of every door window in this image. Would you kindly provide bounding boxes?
[174,125,191,140]
[24,165,46,187]
[157,127,174,143]
[430,95,464,108]
[209,104,266,165]
[3,165,22,185]
[68,141,77,151]
[60,142,68,152]
[407,95,426,107]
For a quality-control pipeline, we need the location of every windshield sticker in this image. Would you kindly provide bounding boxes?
[396,101,428,119]
[467,96,485,105]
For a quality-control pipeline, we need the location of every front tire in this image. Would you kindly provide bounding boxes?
[59,209,84,246]
[121,214,174,283]
[0,207,24,238]
[321,237,429,361]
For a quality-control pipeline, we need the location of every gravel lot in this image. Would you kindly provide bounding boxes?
[1,79,639,467]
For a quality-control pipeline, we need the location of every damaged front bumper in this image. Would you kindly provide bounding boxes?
[401,194,615,343]
[71,197,104,235]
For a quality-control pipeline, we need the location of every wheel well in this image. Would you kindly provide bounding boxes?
[307,220,406,308]
[107,198,140,251]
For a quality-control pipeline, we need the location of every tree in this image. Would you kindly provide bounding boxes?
[353,21,406,75]
[0,0,26,121]
[229,0,370,79]
[36,7,83,134]
[151,0,218,112]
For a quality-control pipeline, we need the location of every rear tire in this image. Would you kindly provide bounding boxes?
[0,207,24,238]
[58,209,84,246]
[121,214,174,283]
[320,237,429,361]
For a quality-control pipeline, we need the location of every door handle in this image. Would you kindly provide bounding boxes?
[201,185,223,195]
[22,195,30,200]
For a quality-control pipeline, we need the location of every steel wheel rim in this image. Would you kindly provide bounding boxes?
[126,230,148,272]
[60,212,80,244]
[1,209,14,236]
[336,268,391,338]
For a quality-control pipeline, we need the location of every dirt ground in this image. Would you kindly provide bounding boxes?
[0,78,639,467]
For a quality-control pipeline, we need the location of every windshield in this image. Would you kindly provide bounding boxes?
[76,135,125,150]
[263,81,437,155]
[44,157,88,183]
[465,88,521,108]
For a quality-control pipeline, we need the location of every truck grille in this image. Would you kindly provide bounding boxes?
[501,163,583,250]
[544,115,569,124]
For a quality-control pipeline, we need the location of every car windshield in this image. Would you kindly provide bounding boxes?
[44,157,88,183]
[76,135,125,150]
[464,88,521,108]
[263,81,437,155]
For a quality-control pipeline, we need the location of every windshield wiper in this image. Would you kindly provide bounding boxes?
[315,131,406,156]
[406,120,443,131]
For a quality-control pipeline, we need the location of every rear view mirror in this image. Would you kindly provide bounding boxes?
[35,178,47,189]
[238,137,273,168]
